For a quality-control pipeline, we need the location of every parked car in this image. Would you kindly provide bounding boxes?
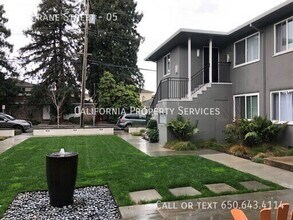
[0,113,32,132]
[117,114,147,128]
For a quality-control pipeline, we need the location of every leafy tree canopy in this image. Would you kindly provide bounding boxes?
[98,71,141,115]
[87,0,144,98]
[0,4,18,109]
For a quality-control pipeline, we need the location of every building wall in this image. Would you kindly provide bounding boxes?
[264,20,293,146]
[222,18,293,146]
[140,92,153,102]
[156,45,204,86]
[179,46,203,78]
[157,84,232,144]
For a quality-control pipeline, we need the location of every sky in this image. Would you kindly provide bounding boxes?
[1,0,288,92]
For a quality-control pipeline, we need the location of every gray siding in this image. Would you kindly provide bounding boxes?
[223,20,293,146]
[157,84,232,144]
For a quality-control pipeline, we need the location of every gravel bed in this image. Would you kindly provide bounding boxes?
[2,186,121,220]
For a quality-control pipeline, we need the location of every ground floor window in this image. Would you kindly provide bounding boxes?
[233,93,259,119]
[271,89,293,122]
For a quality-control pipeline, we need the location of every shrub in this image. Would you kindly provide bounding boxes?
[147,128,159,143]
[251,157,264,163]
[224,116,287,147]
[167,115,198,141]
[146,119,157,129]
[164,140,197,151]
[228,145,250,156]
[286,148,293,156]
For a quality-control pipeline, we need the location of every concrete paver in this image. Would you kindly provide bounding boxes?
[169,187,202,197]
[129,189,162,204]
[240,181,270,191]
[205,183,237,194]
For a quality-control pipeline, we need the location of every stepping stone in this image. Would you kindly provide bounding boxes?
[169,186,201,197]
[240,181,270,191]
[205,183,237,193]
[129,189,162,204]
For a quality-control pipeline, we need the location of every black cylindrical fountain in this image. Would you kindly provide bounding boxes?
[46,149,78,207]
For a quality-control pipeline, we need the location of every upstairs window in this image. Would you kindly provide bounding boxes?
[275,17,293,54]
[234,33,260,67]
[163,53,170,76]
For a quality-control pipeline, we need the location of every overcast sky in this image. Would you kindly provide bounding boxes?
[2,0,288,91]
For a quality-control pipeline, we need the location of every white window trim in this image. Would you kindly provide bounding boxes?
[163,53,171,77]
[234,32,260,68]
[270,89,293,125]
[233,93,260,120]
[274,16,293,56]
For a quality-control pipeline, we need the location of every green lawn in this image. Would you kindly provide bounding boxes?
[0,135,282,216]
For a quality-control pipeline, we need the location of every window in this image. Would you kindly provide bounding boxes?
[234,33,260,67]
[271,90,293,122]
[234,93,259,119]
[275,17,293,54]
[163,54,170,76]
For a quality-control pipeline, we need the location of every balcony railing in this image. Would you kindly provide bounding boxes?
[150,62,231,109]
[191,64,209,93]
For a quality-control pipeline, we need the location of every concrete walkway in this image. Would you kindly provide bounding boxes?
[0,133,32,154]
[201,153,293,189]
[118,132,293,219]
[118,132,293,189]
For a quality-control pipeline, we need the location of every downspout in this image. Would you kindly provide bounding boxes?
[188,38,192,99]
[263,29,267,117]
[209,39,213,83]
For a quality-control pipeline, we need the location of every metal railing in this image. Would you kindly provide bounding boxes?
[191,64,209,93]
[150,77,188,109]
[150,62,231,109]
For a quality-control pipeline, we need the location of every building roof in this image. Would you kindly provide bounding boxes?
[140,89,154,94]
[13,78,35,88]
[146,0,293,62]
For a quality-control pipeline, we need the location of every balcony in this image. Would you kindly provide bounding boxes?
[151,62,231,109]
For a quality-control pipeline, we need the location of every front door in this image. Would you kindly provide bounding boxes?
[43,106,51,120]
[204,47,219,83]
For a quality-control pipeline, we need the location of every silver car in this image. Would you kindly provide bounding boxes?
[117,114,147,128]
[0,113,32,132]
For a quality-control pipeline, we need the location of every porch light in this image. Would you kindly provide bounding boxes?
[196,49,200,57]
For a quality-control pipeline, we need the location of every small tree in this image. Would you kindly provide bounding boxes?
[48,83,68,128]
[98,71,141,122]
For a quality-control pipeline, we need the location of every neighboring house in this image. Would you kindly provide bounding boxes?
[146,0,293,146]
[140,89,154,103]
[142,98,153,108]
[8,79,50,121]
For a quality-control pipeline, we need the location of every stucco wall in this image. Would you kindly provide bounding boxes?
[157,84,232,144]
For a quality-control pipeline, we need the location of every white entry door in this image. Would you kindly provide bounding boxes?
[43,106,51,120]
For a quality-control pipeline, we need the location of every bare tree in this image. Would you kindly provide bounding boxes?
[48,83,67,128]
